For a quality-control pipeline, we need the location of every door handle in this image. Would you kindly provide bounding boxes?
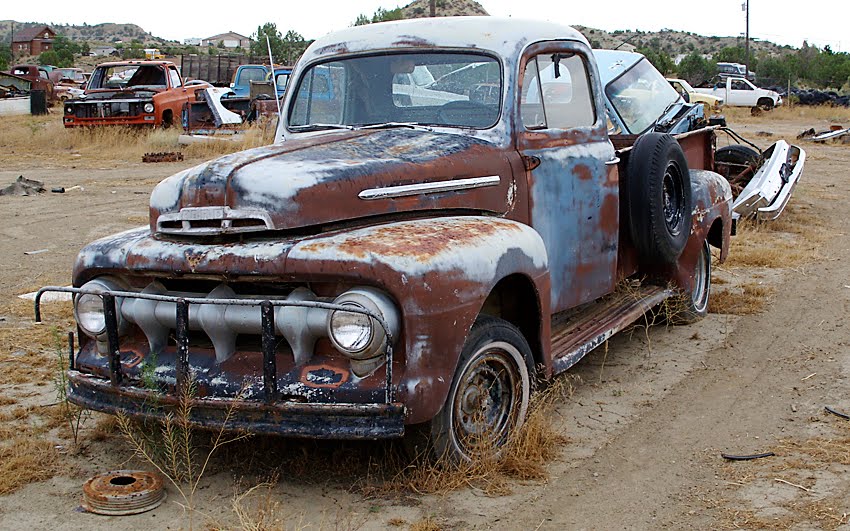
[605,157,620,166]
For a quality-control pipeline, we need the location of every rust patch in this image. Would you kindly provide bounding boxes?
[599,193,619,237]
[573,164,593,181]
[301,365,350,389]
[299,219,521,262]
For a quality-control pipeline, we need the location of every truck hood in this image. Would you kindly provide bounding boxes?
[150,129,515,236]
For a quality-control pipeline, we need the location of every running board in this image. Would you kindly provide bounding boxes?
[551,285,674,375]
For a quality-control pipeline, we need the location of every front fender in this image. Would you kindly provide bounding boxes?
[287,216,550,423]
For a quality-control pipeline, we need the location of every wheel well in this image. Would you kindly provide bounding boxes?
[162,109,173,126]
[757,97,774,106]
[707,217,724,249]
[480,274,543,367]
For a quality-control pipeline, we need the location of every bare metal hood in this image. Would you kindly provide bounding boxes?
[150,129,514,236]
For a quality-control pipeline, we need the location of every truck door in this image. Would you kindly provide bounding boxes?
[518,43,619,313]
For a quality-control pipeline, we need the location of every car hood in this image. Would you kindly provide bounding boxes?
[149,129,515,236]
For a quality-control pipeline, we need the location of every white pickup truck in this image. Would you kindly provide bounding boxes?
[695,77,782,110]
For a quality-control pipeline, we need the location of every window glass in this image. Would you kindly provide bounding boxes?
[605,58,680,134]
[731,79,752,91]
[169,68,182,88]
[289,53,501,129]
[240,68,267,83]
[521,53,595,130]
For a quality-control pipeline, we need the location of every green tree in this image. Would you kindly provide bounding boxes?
[281,30,307,65]
[352,6,404,26]
[251,23,285,60]
[636,47,675,75]
[676,52,717,86]
[0,44,12,71]
[38,50,61,66]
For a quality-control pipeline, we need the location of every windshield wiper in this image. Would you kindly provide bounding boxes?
[289,123,356,132]
[654,100,683,130]
[357,122,434,132]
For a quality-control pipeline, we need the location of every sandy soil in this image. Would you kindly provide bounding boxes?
[0,111,848,530]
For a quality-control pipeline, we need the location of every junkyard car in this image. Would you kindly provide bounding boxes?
[63,60,210,127]
[597,50,804,220]
[666,77,724,111]
[41,18,737,461]
[695,76,781,110]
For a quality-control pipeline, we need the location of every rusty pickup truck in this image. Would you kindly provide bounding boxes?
[39,18,733,461]
[63,61,210,128]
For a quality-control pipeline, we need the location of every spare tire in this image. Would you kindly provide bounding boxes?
[627,132,692,264]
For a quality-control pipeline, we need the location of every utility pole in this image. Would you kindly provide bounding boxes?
[430,0,436,17]
[743,0,750,78]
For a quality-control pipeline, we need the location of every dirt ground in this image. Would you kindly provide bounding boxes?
[0,108,849,530]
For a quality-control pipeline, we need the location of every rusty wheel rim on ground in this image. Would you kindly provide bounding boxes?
[82,470,166,515]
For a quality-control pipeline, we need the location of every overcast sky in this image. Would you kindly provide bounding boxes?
[6,0,846,51]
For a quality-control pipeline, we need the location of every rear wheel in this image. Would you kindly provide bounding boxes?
[429,315,533,462]
[672,240,711,324]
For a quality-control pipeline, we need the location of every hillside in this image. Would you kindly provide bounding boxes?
[401,0,488,18]
[575,25,792,56]
[0,20,168,45]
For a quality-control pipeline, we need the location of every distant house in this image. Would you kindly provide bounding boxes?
[11,25,56,57]
[184,38,202,46]
[201,31,251,49]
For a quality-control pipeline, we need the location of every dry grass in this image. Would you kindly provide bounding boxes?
[709,283,775,315]
[409,517,443,531]
[364,378,573,497]
[0,436,61,495]
[724,104,850,125]
[726,204,825,269]
[0,113,276,168]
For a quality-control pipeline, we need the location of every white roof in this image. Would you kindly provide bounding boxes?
[302,17,589,64]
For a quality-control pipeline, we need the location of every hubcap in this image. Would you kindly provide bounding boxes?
[452,346,522,451]
[692,244,710,311]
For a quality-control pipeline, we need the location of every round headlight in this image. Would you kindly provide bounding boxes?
[75,292,106,336]
[329,302,372,353]
[143,103,154,113]
[65,105,73,114]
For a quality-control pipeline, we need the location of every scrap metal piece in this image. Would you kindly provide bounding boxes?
[721,452,775,461]
[142,152,184,163]
[203,87,243,127]
[811,128,850,143]
[825,406,850,420]
[82,470,165,515]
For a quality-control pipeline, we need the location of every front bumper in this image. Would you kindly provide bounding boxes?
[38,285,404,439]
[69,371,405,438]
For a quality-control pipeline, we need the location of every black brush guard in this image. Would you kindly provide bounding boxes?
[35,286,405,439]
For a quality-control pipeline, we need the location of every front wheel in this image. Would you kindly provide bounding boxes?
[672,240,711,324]
[429,316,533,462]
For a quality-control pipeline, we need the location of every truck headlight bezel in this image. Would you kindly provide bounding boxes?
[74,276,129,340]
[327,287,399,362]
[143,103,155,113]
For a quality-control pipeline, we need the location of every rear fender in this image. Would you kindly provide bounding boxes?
[650,169,732,292]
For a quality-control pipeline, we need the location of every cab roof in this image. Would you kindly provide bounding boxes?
[302,16,589,64]
[94,60,176,68]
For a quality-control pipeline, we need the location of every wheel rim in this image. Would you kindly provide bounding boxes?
[662,161,685,236]
[451,342,523,454]
[692,244,710,312]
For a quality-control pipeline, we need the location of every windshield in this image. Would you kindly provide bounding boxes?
[605,58,680,134]
[288,53,501,130]
[89,65,167,90]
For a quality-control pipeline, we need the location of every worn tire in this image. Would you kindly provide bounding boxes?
[429,315,534,463]
[671,240,711,324]
[627,132,692,264]
[757,98,775,111]
[715,145,760,177]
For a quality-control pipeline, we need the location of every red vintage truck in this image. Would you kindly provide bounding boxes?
[39,18,738,461]
[62,60,209,127]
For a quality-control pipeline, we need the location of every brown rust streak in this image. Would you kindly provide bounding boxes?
[299,219,521,262]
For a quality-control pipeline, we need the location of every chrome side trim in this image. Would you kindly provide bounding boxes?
[358,175,501,200]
